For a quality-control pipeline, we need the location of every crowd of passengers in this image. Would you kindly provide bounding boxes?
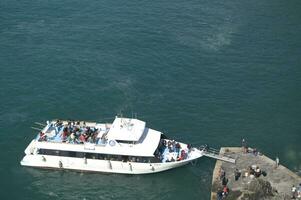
[38,120,102,144]
[155,139,192,162]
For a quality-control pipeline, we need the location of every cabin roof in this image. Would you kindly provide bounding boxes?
[107,117,146,142]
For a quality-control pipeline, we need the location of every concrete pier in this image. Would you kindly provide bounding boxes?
[210,147,301,200]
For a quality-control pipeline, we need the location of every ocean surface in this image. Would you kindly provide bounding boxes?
[0,0,300,199]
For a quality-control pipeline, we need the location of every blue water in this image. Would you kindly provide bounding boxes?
[0,0,300,199]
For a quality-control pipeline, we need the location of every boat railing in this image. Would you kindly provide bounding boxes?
[198,145,236,164]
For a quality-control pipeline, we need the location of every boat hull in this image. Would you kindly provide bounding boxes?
[20,148,203,174]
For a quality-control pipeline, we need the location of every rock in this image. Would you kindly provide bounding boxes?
[249,179,273,196]
[240,178,291,200]
[238,178,273,200]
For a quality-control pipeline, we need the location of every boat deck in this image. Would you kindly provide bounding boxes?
[34,120,194,164]
[37,120,109,146]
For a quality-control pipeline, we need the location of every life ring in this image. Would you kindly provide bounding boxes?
[109,140,116,146]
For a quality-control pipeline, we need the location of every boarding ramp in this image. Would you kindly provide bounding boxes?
[199,145,236,164]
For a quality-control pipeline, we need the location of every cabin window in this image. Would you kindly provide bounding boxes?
[85,153,97,159]
[121,156,129,162]
[38,149,59,156]
[97,154,104,160]
[37,149,155,163]
[116,140,136,145]
[59,151,70,157]
[69,151,77,157]
[76,152,85,158]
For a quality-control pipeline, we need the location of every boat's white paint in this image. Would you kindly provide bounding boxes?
[20,117,204,174]
[107,118,146,142]
[20,148,202,174]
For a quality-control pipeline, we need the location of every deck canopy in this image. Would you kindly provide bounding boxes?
[107,117,146,142]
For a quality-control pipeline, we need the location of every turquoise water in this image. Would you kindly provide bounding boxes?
[1,0,301,199]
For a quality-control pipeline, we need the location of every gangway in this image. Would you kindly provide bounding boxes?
[199,145,236,164]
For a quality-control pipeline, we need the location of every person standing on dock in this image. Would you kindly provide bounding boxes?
[219,168,226,181]
[297,183,301,198]
[241,138,247,153]
[234,168,241,181]
[275,157,279,168]
[291,185,297,199]
[241,138,246,147]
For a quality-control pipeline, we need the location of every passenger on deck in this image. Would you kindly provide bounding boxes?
[180,150,187,160]
[62,127,69,142]
[171,140,176,151]
[55,120,62,126]
[38,132,47,141]
[75,130,81,138]
[177,152,184,161]
[67,132,75,143]
[79,134,86,143]
[159,140,166,154]
[166,153,173,162]
[167,141,172,152]
[87,136,93,143]
[84,133,89,141]
[175,142,181,154]
[158,140,164,154]
[187,144,192,153]
[67,124,73,133]
[162,139,167,147]
[92,131,98,142]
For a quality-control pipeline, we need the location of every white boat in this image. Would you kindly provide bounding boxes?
[20,117,204,174]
